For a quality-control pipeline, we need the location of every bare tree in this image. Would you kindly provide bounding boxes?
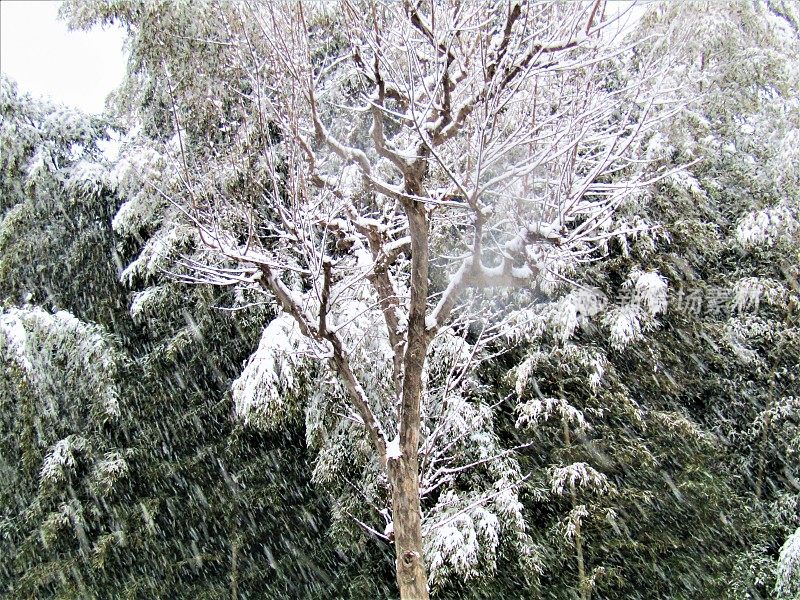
[156,1,679,596]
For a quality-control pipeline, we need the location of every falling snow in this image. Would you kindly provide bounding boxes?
[1,1,799,598]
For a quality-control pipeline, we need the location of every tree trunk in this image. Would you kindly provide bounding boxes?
[387,188,430,599]
[388,456,429,600]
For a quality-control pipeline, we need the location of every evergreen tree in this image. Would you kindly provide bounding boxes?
[0,76,131,597]
[0,75,355,599]
[505,2,800,598]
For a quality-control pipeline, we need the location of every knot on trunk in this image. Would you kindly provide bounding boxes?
[398,549,425,585]
[401,550,418,569]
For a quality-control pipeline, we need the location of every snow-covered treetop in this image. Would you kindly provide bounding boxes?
[1,75,109,195]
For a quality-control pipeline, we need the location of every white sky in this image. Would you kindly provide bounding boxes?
[0,0,126,114]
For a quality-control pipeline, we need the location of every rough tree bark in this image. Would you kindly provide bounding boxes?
[391,197,432,598]
[388,458,428,599]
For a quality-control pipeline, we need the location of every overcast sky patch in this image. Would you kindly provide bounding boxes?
[0,0,126,114]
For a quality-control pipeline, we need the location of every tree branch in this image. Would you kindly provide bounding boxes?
[318,257,332,336]
[427,255,541,336]
[257,263,388,465]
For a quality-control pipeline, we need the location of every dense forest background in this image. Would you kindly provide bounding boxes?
[1,1,799,598]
